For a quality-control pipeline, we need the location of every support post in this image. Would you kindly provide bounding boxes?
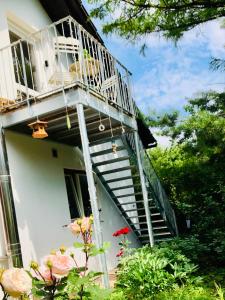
[0,128,23,267]
[76,103,109,288]
[134,131,154,247]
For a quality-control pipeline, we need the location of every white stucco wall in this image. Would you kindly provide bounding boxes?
[4,130,140,271]
[0,0,52,50]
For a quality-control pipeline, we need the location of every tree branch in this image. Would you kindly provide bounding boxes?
[119,0,225,10]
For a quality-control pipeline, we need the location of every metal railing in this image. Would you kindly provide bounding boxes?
[125,132,178,235]
[0,16,134,115]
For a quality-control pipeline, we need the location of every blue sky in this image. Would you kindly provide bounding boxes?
[84,3,225,116]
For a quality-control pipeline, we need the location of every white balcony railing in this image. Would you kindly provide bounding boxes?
[0,16,134,115]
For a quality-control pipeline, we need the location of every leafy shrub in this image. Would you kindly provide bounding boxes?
[215,283,225,300]
[160,234,225,268]
[160,236,210,266]
[155,285,215,300]
[202,269,225,289]
[115,245,199,299]
[109,290,126,300]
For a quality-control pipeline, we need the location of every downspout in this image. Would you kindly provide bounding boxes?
[0,128,23,267]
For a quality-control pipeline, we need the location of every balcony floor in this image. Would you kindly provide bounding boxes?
[2,83,136,146]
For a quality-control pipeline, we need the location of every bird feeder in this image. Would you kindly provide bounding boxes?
[28,120,48,139]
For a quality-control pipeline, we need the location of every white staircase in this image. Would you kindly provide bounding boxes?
[89,133,177,244]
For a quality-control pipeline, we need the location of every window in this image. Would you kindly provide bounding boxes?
[64,169,92,220]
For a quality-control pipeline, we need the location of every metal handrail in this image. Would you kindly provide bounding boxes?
[0,16,134,115]
[125,132,178,235]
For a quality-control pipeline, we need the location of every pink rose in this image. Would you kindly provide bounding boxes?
[69,217,93,235]
[1,268,32,298]
[69,221,81,235]
[45,254,74,277]
[39,267,53,283]
[81,217,92,233]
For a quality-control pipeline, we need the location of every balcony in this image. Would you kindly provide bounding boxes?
[0,16,136,141]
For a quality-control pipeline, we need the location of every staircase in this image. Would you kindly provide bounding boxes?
[89,133,177,245]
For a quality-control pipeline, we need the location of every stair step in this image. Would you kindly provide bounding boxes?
[99,166,135,176]
[111,184,141,191]
[114,192,143,199]
[126,214,146,219]
[139,234,151,239]
[89,136,120,146]
[132,221,148,225]
[151,212,161,217]
[106,175,139,184]
[123,208,146,213]
[152,219,165,224]
[117,199,153,206]
[90,146,125,157]
[154,232,172,237]
[133,228,149,232]
[153,226,168,230]
[93,156,130,167]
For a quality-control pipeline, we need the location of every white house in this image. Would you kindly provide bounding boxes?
[0,0,177,287]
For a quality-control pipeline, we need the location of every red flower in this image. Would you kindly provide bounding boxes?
[120,227,130,235]
[112,230,122,237]
[112,227,131,237]
[116,250,124,257]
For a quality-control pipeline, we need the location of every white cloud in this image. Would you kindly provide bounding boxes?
[134,59,224,113]
[132,20,225,113]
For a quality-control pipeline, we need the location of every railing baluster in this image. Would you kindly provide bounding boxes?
[19,41,29,102]
[0,16,135,116]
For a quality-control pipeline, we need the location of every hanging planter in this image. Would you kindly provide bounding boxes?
[28,120,48,139]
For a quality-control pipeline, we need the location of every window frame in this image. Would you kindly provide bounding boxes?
[64,169,91,221]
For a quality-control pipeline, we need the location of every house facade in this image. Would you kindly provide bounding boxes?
[0,0,177,287]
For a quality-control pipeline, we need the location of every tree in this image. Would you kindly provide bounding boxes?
[149,91,225,265]
[88,0,225,42]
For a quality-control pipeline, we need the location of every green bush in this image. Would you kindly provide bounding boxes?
[115,246,199,299]
[155,285,215,300]
[160,236,210,266]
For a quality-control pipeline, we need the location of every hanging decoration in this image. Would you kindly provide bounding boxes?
[62,88,71,130]
[28,120,48,139]
[98,112,105,132]
[66,109,71,130]
[108,115,118,155]
[121,124,125,134]
[112,141,118,153]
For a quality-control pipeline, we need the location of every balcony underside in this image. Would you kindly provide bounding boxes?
[2,83,136,146]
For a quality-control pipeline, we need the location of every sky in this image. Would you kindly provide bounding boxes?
[102,21,225,116]
[84,3,225,116]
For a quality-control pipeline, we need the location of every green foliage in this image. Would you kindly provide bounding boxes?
[160,236,210,266]
[115,245,198,299]
[149,91,225,265]
[201,269,225,290]
[109,290,125,300]
[88,0,225,42]
[65,269,111,300]
[215,283,225,300]
[155,285,215,300]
